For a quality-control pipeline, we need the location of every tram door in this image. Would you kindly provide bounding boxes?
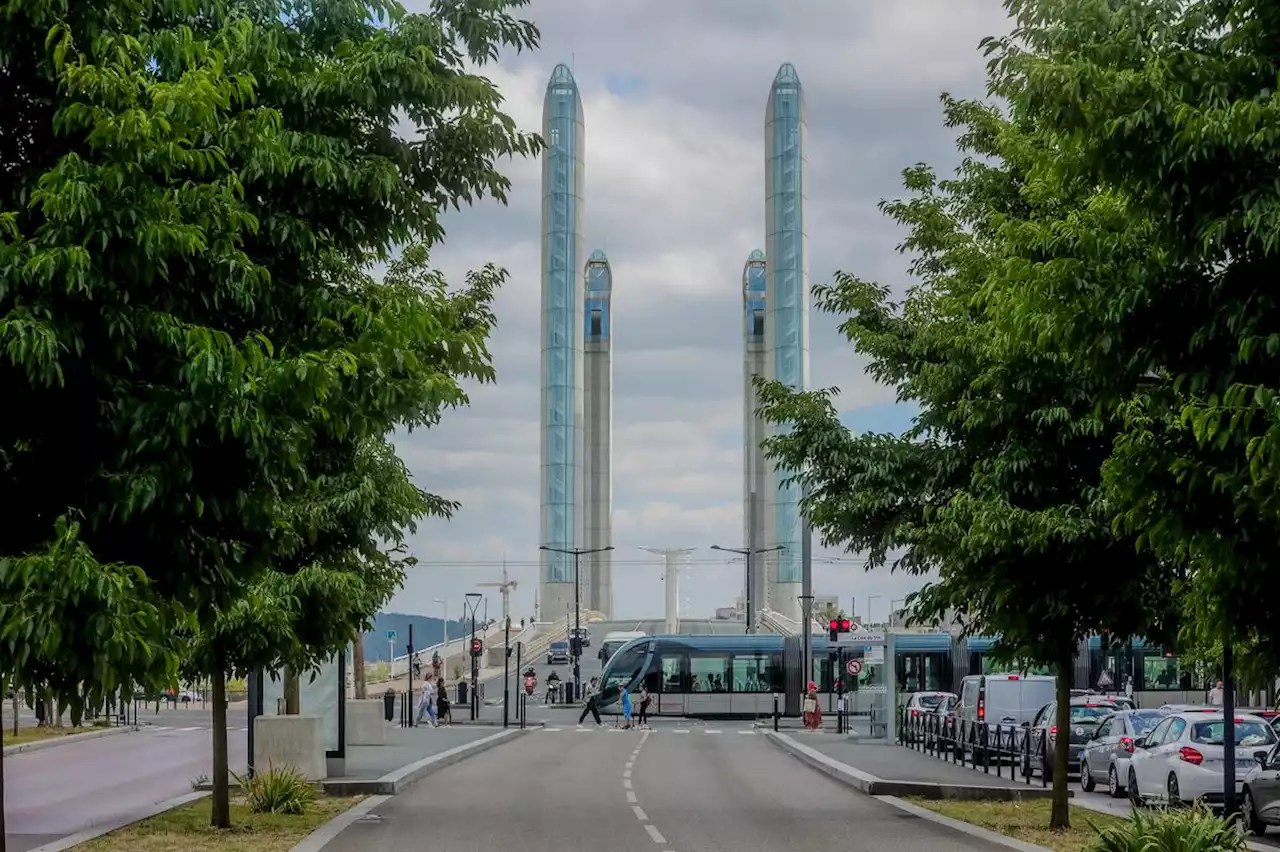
[651,650,686,716]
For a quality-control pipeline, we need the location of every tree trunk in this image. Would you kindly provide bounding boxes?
[11,687,17,738]
[210,671,231,829]
[1050,649,1073,830]
[353,631,367,700]
[1,678,9,852]
[283,667,300,714]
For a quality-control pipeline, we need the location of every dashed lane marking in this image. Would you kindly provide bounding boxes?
[623,779,632,789]
[627,791,637,803]
[644,825,667,844]
[632,805,648,821]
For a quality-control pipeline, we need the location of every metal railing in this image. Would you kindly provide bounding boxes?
[897,708,1050,787]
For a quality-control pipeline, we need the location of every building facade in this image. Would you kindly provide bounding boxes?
[763,63,809,621]
[741,249,770,617]
[540,63,586,622]
[583,249,614,617]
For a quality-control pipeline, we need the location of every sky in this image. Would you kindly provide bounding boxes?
[384,0,1015,623]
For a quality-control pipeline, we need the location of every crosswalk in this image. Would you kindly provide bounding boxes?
[539,726,759,735]
[147,725,249,733]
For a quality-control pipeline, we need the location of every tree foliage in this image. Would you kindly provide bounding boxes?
[755,94,1177,827]
[984,0,1280,665]
[1,0,536,712]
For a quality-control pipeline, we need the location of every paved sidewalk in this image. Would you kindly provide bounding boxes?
[765,732,1053,800]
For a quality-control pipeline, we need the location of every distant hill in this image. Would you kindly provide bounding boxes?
[362,612,469,662]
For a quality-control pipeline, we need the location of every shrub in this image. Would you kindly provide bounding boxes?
[231,764,316,815]
[1089,805,1247,852]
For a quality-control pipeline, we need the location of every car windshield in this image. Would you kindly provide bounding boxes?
[915,694,944,709]
[1191,721,1277,747]
[1069,705,1114,723]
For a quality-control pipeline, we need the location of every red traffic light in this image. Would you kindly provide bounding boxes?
[829,619,839,630]
[840,619,851,631]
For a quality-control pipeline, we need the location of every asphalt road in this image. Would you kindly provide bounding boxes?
[4,713,249,852]
[320,717,1007,852]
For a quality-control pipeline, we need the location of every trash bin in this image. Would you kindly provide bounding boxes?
[564,682,577,703]
[383,688,396,722]
[457,681,468,706]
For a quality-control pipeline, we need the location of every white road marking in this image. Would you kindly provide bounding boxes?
[627,790,637,803]
[544,728,561,732]
[177,726,202,732]
[632,805,648,821]
[623,779,632,789]
[625,761,634,769]
[623,769,632,778]
[705,730,722,735]
[645,825,667,844]
[737,730,756,735]
[672,729,689,734]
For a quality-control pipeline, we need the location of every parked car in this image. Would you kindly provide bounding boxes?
[1022,697,1119,780]
[1079,709,1166,797]
[1243,739,1280,835]
[902,691,957,743]
[1128,711,1277,808]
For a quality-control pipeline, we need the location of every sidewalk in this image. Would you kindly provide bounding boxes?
[764,732,1054,801]
[326,724,529,795]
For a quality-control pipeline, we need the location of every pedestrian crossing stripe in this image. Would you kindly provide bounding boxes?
[540,727,756,735]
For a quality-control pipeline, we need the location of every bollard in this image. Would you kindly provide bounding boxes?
[773,693,779,732]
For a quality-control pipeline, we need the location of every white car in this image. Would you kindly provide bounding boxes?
[1128,711,1277,808]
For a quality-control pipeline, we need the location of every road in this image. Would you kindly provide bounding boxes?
[319,717,1007,852]
[4,711,248,852]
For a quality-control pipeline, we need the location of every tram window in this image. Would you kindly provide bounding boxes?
[604,644,647,690]
[731,655,771,693]
[690,655,729,693]
[659,653,684,693]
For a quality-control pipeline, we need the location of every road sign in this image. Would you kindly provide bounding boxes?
[387,630,397,641]
[846,659,862,676]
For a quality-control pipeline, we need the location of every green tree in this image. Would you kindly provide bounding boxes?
[984,0,1280,667]
[2,0,536,831]
[755,96,1175,829]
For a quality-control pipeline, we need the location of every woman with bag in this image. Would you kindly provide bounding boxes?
[803,682,821,730]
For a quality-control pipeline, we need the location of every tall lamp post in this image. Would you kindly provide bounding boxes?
[463,592,482,720]
[539,544,614,699]
[710,544,783,634]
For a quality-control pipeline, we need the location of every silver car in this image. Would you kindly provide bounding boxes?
[1079,709,1166,798]
[1242,739,1280,835]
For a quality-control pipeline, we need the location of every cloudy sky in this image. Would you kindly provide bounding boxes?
[385,0,1014,623]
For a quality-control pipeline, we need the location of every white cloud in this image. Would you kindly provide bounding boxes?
[385,0,1012,618]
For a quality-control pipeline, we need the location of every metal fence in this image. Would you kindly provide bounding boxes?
[897,708,1050,787]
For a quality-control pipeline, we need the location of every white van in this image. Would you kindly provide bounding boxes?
[958,673,1057,760]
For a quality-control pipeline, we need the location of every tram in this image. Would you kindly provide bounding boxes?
[594,632,1203,718]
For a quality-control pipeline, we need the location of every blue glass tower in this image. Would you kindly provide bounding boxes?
[540,63,586,620]
[764,63,808,619]
[583,249,613,617]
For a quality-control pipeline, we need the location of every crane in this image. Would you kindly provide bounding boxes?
[477,561,518,626]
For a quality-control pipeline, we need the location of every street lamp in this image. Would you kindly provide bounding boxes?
[867,594,885,626]
[433,597,448,652]
[463,592,482,720]
[710,544,784,634]
[539,544,614,699]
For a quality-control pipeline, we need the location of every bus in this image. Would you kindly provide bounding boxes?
[598,631,647,664]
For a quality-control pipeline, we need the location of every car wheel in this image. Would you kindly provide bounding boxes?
[1167,773,1182,808]
[1080,760,1096,792]
[1243,788,1267,836]
[1108,765,1123,799]
[1128,769,1144,807]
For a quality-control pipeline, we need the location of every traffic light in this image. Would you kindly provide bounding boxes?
[570,637,582,657]
[840,618,852,633]
[829,619,840,642]
[470,638,483,657]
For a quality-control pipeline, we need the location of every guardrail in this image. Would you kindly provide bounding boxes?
[898,708,1049,786]
[758,609,825,636]
[387,621,507,679]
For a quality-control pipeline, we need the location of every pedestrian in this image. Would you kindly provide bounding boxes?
[620,686,634,729]
[638,684,651,728]
[803,682,820,731]
[417,676,437,726]
[436,677,451,725]
[578,677,602,726]
[1209,679,1225,707]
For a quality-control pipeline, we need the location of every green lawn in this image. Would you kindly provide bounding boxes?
[909,797,1126,852]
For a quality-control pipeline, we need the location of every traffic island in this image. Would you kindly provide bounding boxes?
[68,794,365,852]
[903,798,1125,852]
[2,722,137,755]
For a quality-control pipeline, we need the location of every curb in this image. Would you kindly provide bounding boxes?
[879,795,1055,852]
[762,731,1055,801]
[25,791,208,852]
[323,727,533,796]
[3,725,138,756]
[287,795,391,852]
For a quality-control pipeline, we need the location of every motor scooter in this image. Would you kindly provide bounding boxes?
[523,672,537,696]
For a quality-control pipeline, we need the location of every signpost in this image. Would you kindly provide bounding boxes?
[387,630,397,674]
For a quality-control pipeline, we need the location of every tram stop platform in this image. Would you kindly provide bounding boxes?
[763,731,1058,802]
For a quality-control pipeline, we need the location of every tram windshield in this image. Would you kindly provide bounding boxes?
[599,641,648,703]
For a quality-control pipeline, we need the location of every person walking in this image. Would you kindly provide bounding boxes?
[802,682,820,731]
[436,677,451,725]
[638,684,652,728]
[416,676,437,726]
[620,686,634,730]
[1209,679,1225,706]
[578,677,602,726]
